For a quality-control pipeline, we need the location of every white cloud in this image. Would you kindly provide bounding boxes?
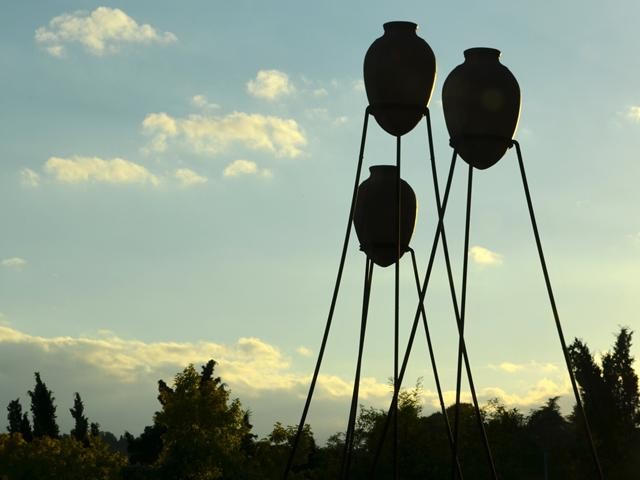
[190,94,220,110]
[1,258,27,270]
[20,168,40,187]
[296,346,312,357]
[141,112,177,153]
[175,168,207,186]
[333,116,348,126]
[489,361,559,374]
[143,111,306,158]
[223,159,272,178]
[312,88,328,97]
[35,7,176,57]
[469,245,503,266]
[627,106,640,122]
[247,70,294,100]
[224,159,256,176]
[45,156,159,186]
[352,79,365,92]
[481,378,570,406]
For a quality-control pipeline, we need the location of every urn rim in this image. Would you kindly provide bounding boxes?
[463,47,501,60]
[369,164,398,175]
[382,21,418,33]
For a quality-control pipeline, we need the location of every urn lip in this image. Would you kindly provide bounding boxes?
[383,21,418,33]
[369,164,398,175]
[463,47,501,61]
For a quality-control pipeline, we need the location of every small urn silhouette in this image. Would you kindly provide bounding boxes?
[353,166,417,267]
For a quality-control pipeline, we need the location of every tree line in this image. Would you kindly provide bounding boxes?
[0,328,638,479]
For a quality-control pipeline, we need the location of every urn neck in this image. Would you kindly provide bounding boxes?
[369,165,398,177]
[383,21,418,35]
[464,47,501,63]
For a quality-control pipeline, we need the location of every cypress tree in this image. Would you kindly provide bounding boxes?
[7,399,33,440]
[28,372,59,438]
[70,392,89,444]
[7,399,23,433]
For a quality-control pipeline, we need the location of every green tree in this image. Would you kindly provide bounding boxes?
[28,372,59,439]
[153,359,254,479]
[70,392,89,444]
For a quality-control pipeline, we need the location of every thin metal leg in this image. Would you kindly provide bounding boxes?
[514,141,604,479]
[393,135,401,480]
[369,148,458,476]
[452,164,475,479]
[340,257,374,479]
[284,108,371,479]
[409,248,464,479]
[427,111,490,478]
[438,162,497,480]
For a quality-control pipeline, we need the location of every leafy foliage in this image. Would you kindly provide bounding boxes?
[152,360,253,479]
[0,433,126,480]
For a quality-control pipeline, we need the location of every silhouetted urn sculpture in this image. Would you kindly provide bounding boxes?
[363,21,437,137]
[442,48,521,169]
[353,166,417,267]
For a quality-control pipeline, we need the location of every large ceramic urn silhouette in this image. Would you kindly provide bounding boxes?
[363,21,437,137]
[353,166,417,267]
[442,48,521,169]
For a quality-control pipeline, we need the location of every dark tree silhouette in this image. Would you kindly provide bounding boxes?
[125,423,166,465]
[7,399,23,434]
[90,421,100,437]
[7,399,32,441]
[569,327,640,478]
[527,397,574,477]
[28,372,59,438]
[70,392,89,444]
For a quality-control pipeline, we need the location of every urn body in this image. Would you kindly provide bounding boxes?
[442,48,521,169]
[353,165,417,267]
[363,21,436,137]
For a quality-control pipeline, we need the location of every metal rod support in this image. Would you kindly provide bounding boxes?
[438,160,497,480]
[283,108,371,479]
[514,140,604,479]
[452,164,475,479]
[340,257,374,479]
[370,140,458,476]
[409,248,464,479]
[393,135,401,480]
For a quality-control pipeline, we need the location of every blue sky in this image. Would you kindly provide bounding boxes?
[1,1,639,441]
